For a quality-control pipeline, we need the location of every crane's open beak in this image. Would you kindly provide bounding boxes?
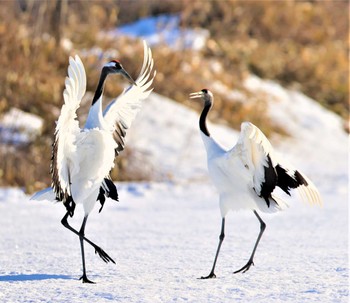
[121,69,137,86]
[189,91,204,100]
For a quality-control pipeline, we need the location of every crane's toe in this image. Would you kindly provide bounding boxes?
[199,272,217,279]
[94,246,116,264]
[79,274,96,284]
[234,259,255,274]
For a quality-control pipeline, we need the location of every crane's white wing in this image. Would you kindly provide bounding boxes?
[103,40,156,154]
[235,122,275,198]
[234,122,321,206]
[51,55,86,203]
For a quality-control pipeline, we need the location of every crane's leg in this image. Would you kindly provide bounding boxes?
[200,217,225,279]
[234,210,266,274]
[78,215,94,283]
[61,212,116,278]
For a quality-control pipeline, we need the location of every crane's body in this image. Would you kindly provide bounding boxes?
[201,125,297,216]
[190,89,321,279]
[61,128,117,215]
[32,41,155,283]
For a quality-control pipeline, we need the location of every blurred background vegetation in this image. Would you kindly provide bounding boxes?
[0,0,348,192]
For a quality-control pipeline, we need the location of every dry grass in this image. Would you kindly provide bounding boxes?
[0,0,348,191]
[181,0,349,117]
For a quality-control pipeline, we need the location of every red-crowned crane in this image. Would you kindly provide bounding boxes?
[32,41,155,283]
[189,89,321,279]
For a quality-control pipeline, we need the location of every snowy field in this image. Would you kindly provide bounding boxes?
[0,15,348,303]
[0,85,348,302]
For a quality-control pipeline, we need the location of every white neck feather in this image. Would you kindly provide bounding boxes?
[85,98,107,130]
[200,132,225,159]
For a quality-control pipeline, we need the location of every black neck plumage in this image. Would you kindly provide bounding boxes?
[92,68,109,105]
[200,102,212,137]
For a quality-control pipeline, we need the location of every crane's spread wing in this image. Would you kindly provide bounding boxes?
[235,122,321,206]
[103,40,156,155]
[50,55,86,206]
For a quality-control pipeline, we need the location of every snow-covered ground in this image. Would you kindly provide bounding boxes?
[0,15,348,303]
[0,180,347,303]
[0,82,348,302]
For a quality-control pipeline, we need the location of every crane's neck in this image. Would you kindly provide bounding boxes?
[85,68,109,130]
[198,96,225,158]
[92,68,109,105]
[200,101,212,137]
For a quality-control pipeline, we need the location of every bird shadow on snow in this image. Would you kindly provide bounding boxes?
[0,273,74,282]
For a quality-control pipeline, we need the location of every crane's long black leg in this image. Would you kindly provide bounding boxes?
[78,216,95,283]
[234,210,266,274]
[200,217,225,279]
[61,212,116,264]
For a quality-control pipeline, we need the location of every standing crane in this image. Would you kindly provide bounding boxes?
[189,89,321,279]
[32,41,155,283]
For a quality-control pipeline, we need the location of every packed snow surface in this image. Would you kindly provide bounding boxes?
[0,180,348,303]
[0,78,348,302]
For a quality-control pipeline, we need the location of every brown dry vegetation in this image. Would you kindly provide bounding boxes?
[0,0,348,191]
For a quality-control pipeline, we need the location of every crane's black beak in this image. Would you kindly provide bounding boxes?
[121,69,137,86]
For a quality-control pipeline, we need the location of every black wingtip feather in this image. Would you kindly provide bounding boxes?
[294,170,308,186]
[97,178,119,213]
[104,178,119,202]
[258,159,312,208]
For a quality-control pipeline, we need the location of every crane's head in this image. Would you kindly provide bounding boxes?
[189,89,213,105]
[104,60,136,85]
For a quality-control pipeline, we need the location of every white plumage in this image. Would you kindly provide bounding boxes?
[190,89,321,279]
[203,121,320,216]
[32,41,155,283]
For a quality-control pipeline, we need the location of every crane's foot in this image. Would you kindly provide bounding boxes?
[234,259,254,274]
[79,274,95,284]
[199,271,216,279]
[94,245,116,264]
